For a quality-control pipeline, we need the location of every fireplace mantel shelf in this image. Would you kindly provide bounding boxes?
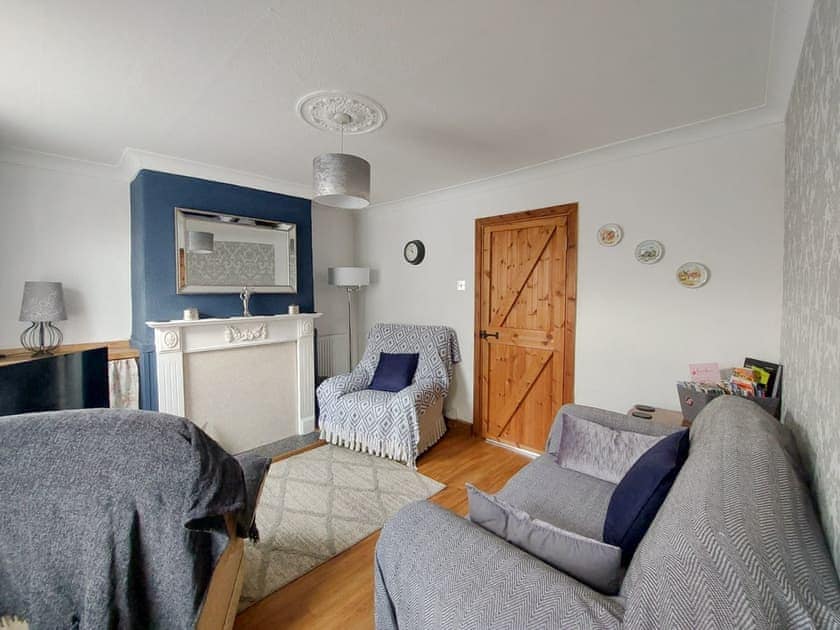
[147,312,322,329]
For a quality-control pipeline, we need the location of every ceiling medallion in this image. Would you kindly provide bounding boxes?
[296,91,387,135]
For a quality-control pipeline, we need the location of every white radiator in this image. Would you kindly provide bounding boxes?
[317,333,350,377]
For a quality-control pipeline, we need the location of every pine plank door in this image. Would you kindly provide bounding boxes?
[475,205,577,451]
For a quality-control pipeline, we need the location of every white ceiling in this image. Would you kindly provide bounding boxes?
[0,1,801,203]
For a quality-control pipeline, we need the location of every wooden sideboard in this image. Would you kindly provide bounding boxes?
[0,340,139,368]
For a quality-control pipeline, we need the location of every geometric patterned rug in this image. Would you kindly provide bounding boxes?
[238,444,445,610]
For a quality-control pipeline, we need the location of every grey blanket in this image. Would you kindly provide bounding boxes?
[375,397,840,628]
[0,408,268,629]
[318,323,460,467]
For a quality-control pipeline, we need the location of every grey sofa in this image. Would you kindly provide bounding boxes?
[375,396,840,629]
[0,409,269,630]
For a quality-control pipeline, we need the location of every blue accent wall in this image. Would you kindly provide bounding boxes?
[130,169,313,409]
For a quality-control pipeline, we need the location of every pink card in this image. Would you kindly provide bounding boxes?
[689,362,720,383]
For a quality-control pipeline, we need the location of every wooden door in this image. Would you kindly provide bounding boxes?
[474,204,577,451]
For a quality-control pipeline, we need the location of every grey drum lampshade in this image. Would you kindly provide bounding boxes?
[328,267,370,287]
[313,153,371,209]
[19,281,67,322]
[186,230,215,254]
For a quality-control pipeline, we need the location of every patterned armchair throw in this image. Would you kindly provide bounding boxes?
[317,323,461,468]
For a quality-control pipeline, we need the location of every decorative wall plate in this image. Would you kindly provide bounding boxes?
[676,262,710,288]
[597,223,623,247]
[635,240,664,264]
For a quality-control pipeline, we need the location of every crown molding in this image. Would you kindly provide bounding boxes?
[368,111,784,212]
[117,147,312,199]
[0,145,123,180]
[0,144,312,200]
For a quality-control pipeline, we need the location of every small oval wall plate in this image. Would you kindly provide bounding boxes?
[676,262,710,288]
[597,223,623,247]
[635,240,664,264]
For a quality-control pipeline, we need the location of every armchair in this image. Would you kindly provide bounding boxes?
[317,323,460,468]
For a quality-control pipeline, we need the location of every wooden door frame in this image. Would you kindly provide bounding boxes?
[472,203,578,438]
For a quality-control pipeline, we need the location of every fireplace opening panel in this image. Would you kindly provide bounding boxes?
[148,313,320,454]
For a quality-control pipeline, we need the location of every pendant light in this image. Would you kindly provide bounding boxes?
[312,113,371,209]
[297,91,386,210]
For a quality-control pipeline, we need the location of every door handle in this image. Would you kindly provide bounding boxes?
[479,330,500,340]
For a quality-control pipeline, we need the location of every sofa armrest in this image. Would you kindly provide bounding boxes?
[316,367,370,410]
[196,513,245,630]
[375,501,624,630]
[233,453,271,540]
[389,380,445,415]
[546,404,679,454]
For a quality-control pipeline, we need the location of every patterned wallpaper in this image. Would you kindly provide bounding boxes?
[783,0,840,572]
[186,241,276,286]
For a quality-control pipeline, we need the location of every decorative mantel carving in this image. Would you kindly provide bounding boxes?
[224,323,267,343]
[147,313,323,450]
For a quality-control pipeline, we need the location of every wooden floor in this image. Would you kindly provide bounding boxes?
[234,420,532,630]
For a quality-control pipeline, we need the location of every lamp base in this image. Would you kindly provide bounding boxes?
[20,321,63,355]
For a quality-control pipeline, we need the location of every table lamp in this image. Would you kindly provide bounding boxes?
[19,281,67,355]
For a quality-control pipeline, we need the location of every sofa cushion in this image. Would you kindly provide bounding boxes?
[496,455,615,540]
[554,412,665,484]
[369,352,420,392]
[603,429,690,563]
[467,484,623,594]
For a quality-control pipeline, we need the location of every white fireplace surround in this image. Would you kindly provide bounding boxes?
[147,313,322,452]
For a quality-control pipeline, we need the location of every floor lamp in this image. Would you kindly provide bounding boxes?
[328,267,370,368]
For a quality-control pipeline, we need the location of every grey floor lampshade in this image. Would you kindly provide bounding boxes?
[19,281,66,354]
[328,267,371,366]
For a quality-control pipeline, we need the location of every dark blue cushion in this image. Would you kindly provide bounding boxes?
[368,352,420,392]
[603,429,690,564]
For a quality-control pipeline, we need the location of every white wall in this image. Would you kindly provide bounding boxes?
[0,158,357,363]
[0,160,131,348]
[356,124,785,421]
[311,203,358,362]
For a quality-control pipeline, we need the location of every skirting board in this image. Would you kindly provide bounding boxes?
[484,438,540,460]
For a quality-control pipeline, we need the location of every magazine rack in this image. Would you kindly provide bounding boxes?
[676,384,781,422]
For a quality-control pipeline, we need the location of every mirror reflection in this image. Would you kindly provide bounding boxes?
[175,207,297,294]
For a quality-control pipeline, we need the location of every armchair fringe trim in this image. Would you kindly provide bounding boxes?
[320,415,448,469]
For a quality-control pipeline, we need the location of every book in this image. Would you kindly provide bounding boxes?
[689,362,721,383]
[744,358,782,399]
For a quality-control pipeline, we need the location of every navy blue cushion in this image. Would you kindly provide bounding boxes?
[368,352,420,392]
[603,429,690,564]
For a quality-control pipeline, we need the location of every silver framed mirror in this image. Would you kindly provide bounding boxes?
[174,207,297,294]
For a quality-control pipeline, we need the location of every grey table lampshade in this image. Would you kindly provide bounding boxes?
[186,230,215,254]
[19,281,66,354]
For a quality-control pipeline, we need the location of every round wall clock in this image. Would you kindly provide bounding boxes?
[403,240,426,265]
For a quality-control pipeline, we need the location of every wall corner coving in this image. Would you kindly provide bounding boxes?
[130,169,314,410]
